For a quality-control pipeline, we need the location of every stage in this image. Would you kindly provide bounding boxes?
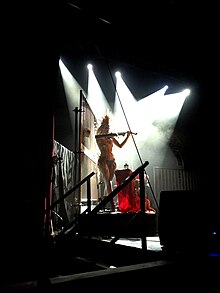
[76,210,157,239]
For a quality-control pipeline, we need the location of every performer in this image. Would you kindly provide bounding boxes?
[95,115,132,211]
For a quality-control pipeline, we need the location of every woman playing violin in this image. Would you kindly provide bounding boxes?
[95,115,132,211]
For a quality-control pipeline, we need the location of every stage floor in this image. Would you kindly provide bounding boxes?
[76,211,157,238]
[114,236,162,251]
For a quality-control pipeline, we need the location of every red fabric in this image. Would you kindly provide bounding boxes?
[115,169,140,213]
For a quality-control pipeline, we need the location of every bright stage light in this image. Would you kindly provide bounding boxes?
[87,64,93,70]
[182,89,190,97]
[115,71,121,78]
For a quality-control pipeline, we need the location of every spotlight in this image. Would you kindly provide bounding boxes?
[87,64,93,70]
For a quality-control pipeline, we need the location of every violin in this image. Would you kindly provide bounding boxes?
[95,131,137,139]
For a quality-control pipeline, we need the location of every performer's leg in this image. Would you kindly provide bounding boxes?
[99,161,116,211]
[104,179,116,211]
[108,162,117,211]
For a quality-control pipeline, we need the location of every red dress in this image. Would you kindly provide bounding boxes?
[115,168,140,213]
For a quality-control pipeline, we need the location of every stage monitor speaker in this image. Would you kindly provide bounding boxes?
[158,190,207,254]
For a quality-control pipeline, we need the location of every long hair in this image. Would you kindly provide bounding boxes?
[96,115,110,135]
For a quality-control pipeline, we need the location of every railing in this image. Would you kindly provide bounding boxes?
[55,161,150,250]
[44,171,96,237]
